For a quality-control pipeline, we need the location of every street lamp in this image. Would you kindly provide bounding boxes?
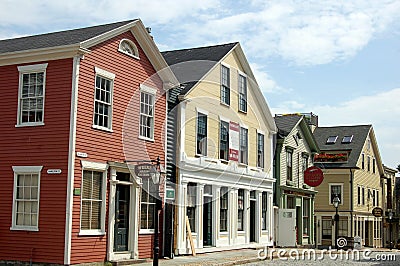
[333,195,340,250]
[150,156,162,266]
[388,210,393,250]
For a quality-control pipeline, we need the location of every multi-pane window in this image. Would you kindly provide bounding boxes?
[238,74,247,112]
[81,170,103,231]
[361,154,365,169]
[220,121,229,160]
[196,113,207,155]
[362,187,365,205]
[239,127,248,164]
[303,198,310,236]
[367,156,371,171]
[376,190,379,207]
[302,154,308,174]
[287,196,295,209]
[330,184,342,204]
[141,178,156,230]
[338,218,348,236]
[257,133,264,168]
[238,189,244,231]
[187,183,196,232]
[262,192,268,230]
[12,168,41,230]
[93,75,113,129]
[18,64,48,125]
[322,218,332,239]
[221,65,230,105]
[373,158,376,173]
[139,91,155,139]
[220,187,228,232]
[286,149,293,181]
[358,186,361,205]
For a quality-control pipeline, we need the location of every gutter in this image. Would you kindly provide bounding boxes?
[64,54,82,265]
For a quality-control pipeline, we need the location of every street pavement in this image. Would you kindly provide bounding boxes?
[135,247,400,266]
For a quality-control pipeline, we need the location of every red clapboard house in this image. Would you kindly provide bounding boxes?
[0,20,176,265]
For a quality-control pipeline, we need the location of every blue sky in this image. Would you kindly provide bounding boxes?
[1,0,399,169]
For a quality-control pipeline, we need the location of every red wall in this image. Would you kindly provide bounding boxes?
[70,31,166,264]
[0,59,73,264]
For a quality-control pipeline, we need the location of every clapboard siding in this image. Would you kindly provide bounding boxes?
[70,31,165,264]
[0,58,73,264]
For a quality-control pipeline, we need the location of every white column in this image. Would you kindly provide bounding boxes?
[268,191,273,245]
[197,184,205,248]
[256,191,262,243]
[213,185,221,246]
[230,188,238,245]
[176,180,188,254]
[244,189,250,244]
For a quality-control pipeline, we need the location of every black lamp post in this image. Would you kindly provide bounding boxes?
[333,195,340,250]
[388,210,393,250]
[150,157,162,266]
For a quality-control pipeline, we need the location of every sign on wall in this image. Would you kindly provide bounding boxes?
[304,166,324,187]
[229,121,239,161]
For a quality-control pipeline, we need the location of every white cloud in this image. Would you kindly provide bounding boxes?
[270,88,400,169]
[249,62,291,94]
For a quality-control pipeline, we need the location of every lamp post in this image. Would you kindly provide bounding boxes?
[333,195,340,250]
[150,157,162,266]
[388,210,393,250]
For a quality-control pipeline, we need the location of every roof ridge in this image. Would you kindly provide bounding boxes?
[161,42,238,53]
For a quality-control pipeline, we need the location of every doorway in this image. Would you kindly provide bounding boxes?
[203,186,213,246]
[114,184,130,252]
[250,195,256,242]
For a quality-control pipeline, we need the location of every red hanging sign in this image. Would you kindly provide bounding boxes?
[304,166,324,187]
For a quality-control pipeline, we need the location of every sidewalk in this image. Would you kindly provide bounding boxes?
[136,247,399,266]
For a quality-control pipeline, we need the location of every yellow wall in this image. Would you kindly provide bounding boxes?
[183,52,273,170]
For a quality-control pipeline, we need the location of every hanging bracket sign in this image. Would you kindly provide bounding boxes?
[134,163,154,178]
[303,166,324,187]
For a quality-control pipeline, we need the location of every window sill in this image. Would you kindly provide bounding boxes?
[138,135,155,142]
[238,163,248,167]
[195,154,207,157]
[219,159,229,164]
[238,109,247,114]
[15,122,45,128]
[92,125,113,133]
[220,102,230,107]
[118,49,140,60]
[78,230,106,236]
[10,226,39,232]
[139,229,155,234]
[219,231,228,234]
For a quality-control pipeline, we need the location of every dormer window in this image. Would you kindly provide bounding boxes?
[118,39,139,59]
[342,135,353,143]
[326,136,338,144]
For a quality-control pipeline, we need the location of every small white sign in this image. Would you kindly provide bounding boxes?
[76,152,88,158]
[47,169,62,174]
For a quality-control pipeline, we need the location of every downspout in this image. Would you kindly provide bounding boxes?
[350,169,354,237]
[64,55,81,265]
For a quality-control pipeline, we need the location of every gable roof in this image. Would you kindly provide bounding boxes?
[313,124,372,169]
[161,42,237,95]
[0,20,137,54]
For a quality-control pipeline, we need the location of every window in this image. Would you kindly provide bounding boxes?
[372,189,376,206]
[220,187,228,232]
[362,187,365,205]
[93,67,114,130]
[238,189,244,231]
[330,184,342,205]
[287,196,295,209]
[373,158,376,173]
[196,113,207,156]
[257,133,264,168]
[118,39,139,59]
[139,90,155,140]
[322,217,332,239]
[303,198,310,236]
[187,183,196,232]
[338,218,348,237]
[376,190,379,207]
[238,74,247,112]
[239,127,248,164]
[302,154,308,174]
[286,149,293,181]
[326,136,338,144]
[81,170,105,232]
[367,156,370,171]
[141,178,156,230]
[220,121,229,160]
[358,186,361,205]
[17,63,48,126]
[361,154,365,169]
[220,65,230,105]
[342,135,353,143]
[11,166,42,231]
[262,192,268,230]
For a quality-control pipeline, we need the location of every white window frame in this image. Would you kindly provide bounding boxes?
[16,63,48,127]
[11,166,43,231]
[238,70,247,113]
[220,63,230,106]
[139,84,157,141]
[329,183,343,206]
[196,111,208,156]
[92,67,115,132]
[118,38,140,59]
[79,160,108,236]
